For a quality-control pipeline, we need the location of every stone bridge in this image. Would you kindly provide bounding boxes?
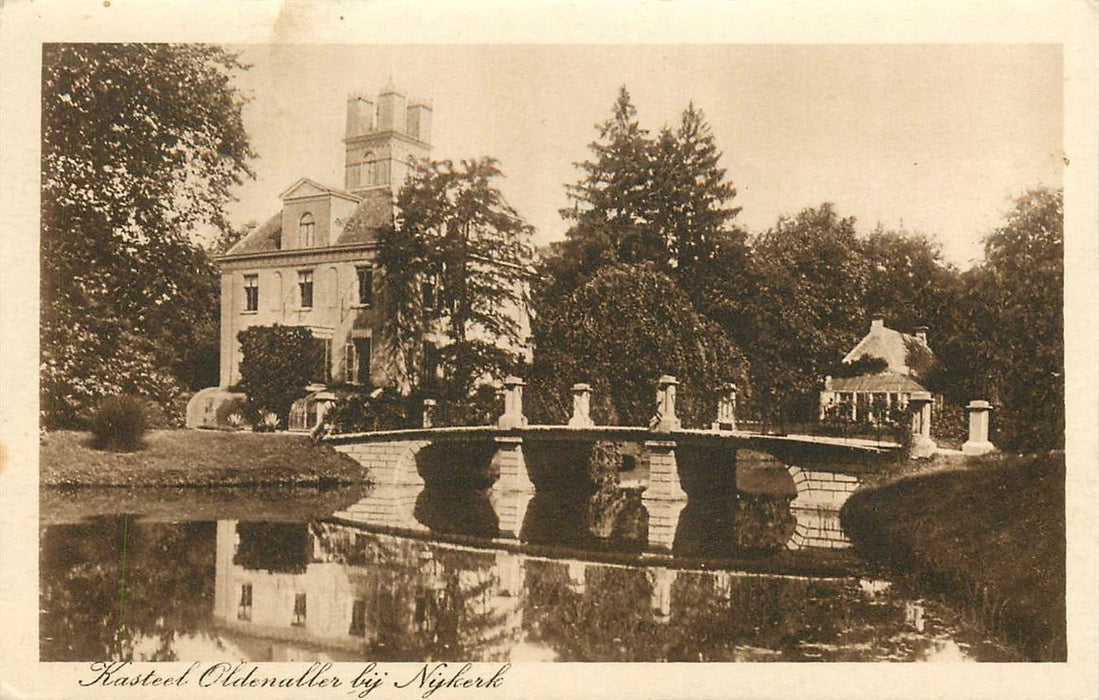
[325,429,898,551]
[324,376,901,549]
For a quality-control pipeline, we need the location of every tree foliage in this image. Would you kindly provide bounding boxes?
[970,189,1064,449]
[537,87,742,310]
[236,325,321,423]
[732,204,871,420]
[41,44,254,427]
[378,158,533,399]
[529,263,749,428]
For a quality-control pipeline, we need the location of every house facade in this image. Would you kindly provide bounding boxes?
[819,318,936,423]
[216,85,433,392]
[184,84,532,430]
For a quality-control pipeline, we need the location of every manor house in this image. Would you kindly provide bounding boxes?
[187,85,528,429]
[215,85,433,391]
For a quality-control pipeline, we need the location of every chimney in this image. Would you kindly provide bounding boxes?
[376,84,407,133]
[345,93,374,139]
[406,100,433,144]
[871,317,884,332]
[915,325,928,344]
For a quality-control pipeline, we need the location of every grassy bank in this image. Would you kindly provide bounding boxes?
[841,451,1065,660]
[41,430,368,488]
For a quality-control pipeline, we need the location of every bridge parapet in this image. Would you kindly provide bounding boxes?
[334,439,429,487]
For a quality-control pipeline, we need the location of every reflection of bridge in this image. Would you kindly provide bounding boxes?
[325,378,901,550]
[211,518,890,662]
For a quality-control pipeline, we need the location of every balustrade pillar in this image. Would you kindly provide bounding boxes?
[712,382,738,432]
[492,436,534,492]
[908,392,936,458]
[497,376,528,430]
[568,383,594,428]
[962,400,996,455]
[650,375,681,433]
[643,439,687,550]
[650,567,677,623]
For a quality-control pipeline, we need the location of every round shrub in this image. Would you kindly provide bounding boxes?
[90,395,148,451]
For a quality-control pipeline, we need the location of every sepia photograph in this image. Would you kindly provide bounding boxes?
[3,2,1098,699]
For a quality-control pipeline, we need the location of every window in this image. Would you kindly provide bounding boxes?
[310,337,331,384]
[298,270,314,308]
[349,598,367,637]
[357,266,374,306]
[243,274,259,312]
[299,213,315,247]
[237,583,253,621]
[292,593,307,627]
[345,337,371,385]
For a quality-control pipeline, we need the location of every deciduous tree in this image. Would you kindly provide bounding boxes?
[41,43,255,427]
[378,158,534,399]
[529,263,749,428]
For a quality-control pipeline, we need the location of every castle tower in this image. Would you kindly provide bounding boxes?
[344,84,432,195]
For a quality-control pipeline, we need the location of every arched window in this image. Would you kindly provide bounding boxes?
[299,212,315,247]
[362,150,375,186]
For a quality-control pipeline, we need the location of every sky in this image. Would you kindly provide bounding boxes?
[223,44,1062,269]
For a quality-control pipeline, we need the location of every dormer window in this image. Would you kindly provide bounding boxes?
[299,212,315,247]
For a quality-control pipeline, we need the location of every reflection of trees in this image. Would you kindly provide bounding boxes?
[40,517,215,661]
[310,524,514,661]
[522,487,646,550]
[521,561,956,662]
[413,487,499,538]
[522,560,664,661]
[234,522,311,573]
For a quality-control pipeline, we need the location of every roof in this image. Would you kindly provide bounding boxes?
[223,187,394,257]
[842,320,935,379]
[278,176,362,202]
[825,371,927,393]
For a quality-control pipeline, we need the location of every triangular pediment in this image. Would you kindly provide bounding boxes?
[278,177,360,203]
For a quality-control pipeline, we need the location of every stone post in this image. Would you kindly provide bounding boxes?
[643,439,688,550]
[497,376,528,430]
[314,391,337,427]
[712,382,738,431]
[491,487,534,537]
[650,567,677,623]
[908,392,936,458]
[962,400,996,455]
[492,436,534,492]
[568,383,594,428]
[650,375,681,433]
[422,398,437,429]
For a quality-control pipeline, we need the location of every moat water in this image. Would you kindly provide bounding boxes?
[40,469,1021,663]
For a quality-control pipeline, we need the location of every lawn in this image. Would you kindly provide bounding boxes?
[40,429,369,488]
[841,451,1065,660]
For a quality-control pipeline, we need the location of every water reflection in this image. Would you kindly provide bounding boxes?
[41,494,1021,662]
